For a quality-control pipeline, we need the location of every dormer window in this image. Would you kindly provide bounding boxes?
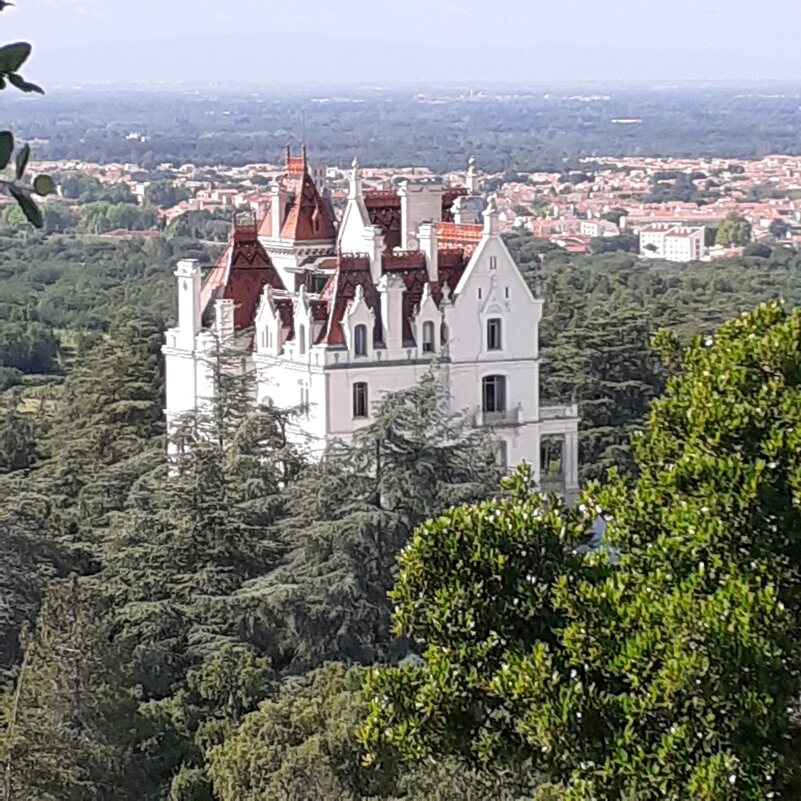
[354,324,368,357]
[422,321,435,353]
[487,318,502,351]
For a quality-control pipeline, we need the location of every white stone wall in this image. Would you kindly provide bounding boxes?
[163,189,580,491]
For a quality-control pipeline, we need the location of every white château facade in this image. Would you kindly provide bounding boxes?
[163,150,579,491]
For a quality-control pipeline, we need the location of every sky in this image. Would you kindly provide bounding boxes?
[4,0,801,87]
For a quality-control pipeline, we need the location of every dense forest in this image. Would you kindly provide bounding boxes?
[10,84,801,171]
[4,222,801,797]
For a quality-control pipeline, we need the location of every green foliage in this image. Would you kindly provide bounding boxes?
[365,302,801,799]
[769,217,791,239]
[242,369,501,673]
[716,212,753,247]
[78,200,157,234]
[166,208,235,242]
[2,578,146,801]
[56,172,137,204]
[207,663,389,800]
[208,662,541,801]
[145,179,190,209]
[361,465,591,767]
[0,32,53,227]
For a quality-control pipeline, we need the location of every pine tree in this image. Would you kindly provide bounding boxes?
[243,369,501,673]
[1,578,145,801]
[543,305,664,482]
[96,344,304,797]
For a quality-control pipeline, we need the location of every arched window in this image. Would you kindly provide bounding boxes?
[353,382,368,418]
[482,375,506,414]
[298,324,306,355]
[422,320,435,353]
[487,318,502,351]
[354,324,368,356]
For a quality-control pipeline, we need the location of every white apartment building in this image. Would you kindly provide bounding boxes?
[639,222,706,261]
[579,219,619,238]
[163,150,579,491]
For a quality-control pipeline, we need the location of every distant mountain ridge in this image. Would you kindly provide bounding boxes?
[31,31,801,87]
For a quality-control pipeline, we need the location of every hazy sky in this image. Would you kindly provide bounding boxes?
[4,0,801,86]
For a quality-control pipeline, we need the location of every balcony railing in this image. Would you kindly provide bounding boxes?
[540,402,579,420]
[474,405,522,426]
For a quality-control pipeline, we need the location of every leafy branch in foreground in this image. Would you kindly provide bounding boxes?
[0,36,54,227]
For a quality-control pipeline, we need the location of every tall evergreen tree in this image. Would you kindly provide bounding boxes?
[1,578,145,801]
[243,369,501,673]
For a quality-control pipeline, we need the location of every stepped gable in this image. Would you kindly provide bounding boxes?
[201,218,286,330]
[364,189,402,249]
[279,148,337,242]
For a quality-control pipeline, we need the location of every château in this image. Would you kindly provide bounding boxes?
[163,149,579,490]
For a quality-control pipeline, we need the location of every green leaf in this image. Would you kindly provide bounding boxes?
[9,184,43,228]
[7,73,44,94]
[33,175,55,197]
[0,42,31,74]
[15,142,29,180]
[0,131,14,169]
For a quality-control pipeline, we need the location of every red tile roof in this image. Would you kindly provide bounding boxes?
[201,220,287,330]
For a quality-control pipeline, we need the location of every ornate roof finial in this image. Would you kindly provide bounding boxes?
[483,193,499,236]
[466,154,479,194]
[348,155,363,201]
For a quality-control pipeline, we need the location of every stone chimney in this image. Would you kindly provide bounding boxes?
[378,273,406,356]
[362,225,385,284]
[174,259,201,350]
[418,222,439,284]
[269,181,288,237]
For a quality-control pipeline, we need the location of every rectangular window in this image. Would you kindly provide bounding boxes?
[482,375,506,414]
[353,382,368,418]
[489,256,498,270]
[487,318,502,351]
[299,384,309,417]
